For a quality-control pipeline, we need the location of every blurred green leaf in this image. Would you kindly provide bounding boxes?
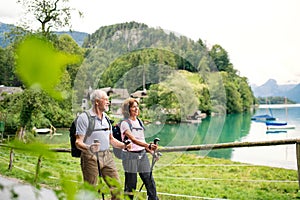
[9,140,55,158]
[16,36,80,99]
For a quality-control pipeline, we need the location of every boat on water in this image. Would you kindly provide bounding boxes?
[266,124,296,130]
[33,128,53,134]
[266,130,287,134]
[251,114,276,121]
[252,98,277,122]
[32,125,57,136]
[265,120,287,126]
[265,98,296,130]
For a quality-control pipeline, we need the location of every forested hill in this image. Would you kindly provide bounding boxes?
[80,21,255,114]
[82,21,206,71]
[0,20,255,115]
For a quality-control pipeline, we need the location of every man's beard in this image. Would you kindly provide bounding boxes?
[104,105,109,112]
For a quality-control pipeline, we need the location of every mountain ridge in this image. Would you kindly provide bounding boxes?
[0,22,88,47]
[251,78,300,103]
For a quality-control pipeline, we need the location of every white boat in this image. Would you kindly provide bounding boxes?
[33,128,52,134]
[266,124,296,130]
[32,125,56,136]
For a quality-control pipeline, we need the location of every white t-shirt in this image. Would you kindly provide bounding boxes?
[120,118,145,152]
[76,110,111,151]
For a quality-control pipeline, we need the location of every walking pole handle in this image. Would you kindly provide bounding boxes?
[153,138,160,145]
[93,140,105,200]
[93,140,102,176]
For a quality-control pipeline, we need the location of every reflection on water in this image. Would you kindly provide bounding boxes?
[232,105,300,170]
[145,105,300,170]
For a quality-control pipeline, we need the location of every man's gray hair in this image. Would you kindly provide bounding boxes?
[90,89,107,104]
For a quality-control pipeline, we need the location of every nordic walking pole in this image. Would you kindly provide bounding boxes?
[149,138,160,178]
[92,139,105,200]
[139,138,161,192]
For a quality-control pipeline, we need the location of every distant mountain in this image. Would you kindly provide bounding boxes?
[251,79,300,103]
[285,84,300,103]
[0,22,14,47]
[0,22,88,47]
[55,31,88,46]
[252,79,279,97]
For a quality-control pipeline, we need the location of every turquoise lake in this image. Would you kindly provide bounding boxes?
[144,104,300,170]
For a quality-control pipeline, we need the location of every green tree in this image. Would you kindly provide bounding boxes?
[197,55,210,82]
[209,44,230,72]
[197,38,206,49]
[0,88,73,138]
[55,34,85,87]
[17,0,82,36]
[221,72,243,113]
[237,77,254,112]
[225,82,243,113]
[144,71,200,122]
[198,87,212,114]
[0,46,22,86]
[10,12,82,138]
[7,89,54,140]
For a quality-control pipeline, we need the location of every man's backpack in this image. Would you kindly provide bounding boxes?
[112,118,144,159]
[69,111,97,157]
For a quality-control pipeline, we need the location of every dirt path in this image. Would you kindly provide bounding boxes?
[0,174,58,200]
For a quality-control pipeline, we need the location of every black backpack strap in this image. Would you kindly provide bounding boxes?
[87,111,112,132]
[81,111,94,142]
[84,111,95,136]
[126,117,144,131]
[80,111,110,143]
[105,115,112,129]
[122,118,144,131]
[122,118,144,142]
[137,117,145,130]
[123,119,132,130]
[120,119,132,142]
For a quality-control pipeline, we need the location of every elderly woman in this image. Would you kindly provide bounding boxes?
[120,98,159,200]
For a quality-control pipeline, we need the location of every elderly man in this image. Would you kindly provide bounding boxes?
[75,89,129,200]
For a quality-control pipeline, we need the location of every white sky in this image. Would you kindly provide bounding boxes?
[1,0,300,86]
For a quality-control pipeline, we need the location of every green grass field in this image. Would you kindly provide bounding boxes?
[0,130,299,199]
